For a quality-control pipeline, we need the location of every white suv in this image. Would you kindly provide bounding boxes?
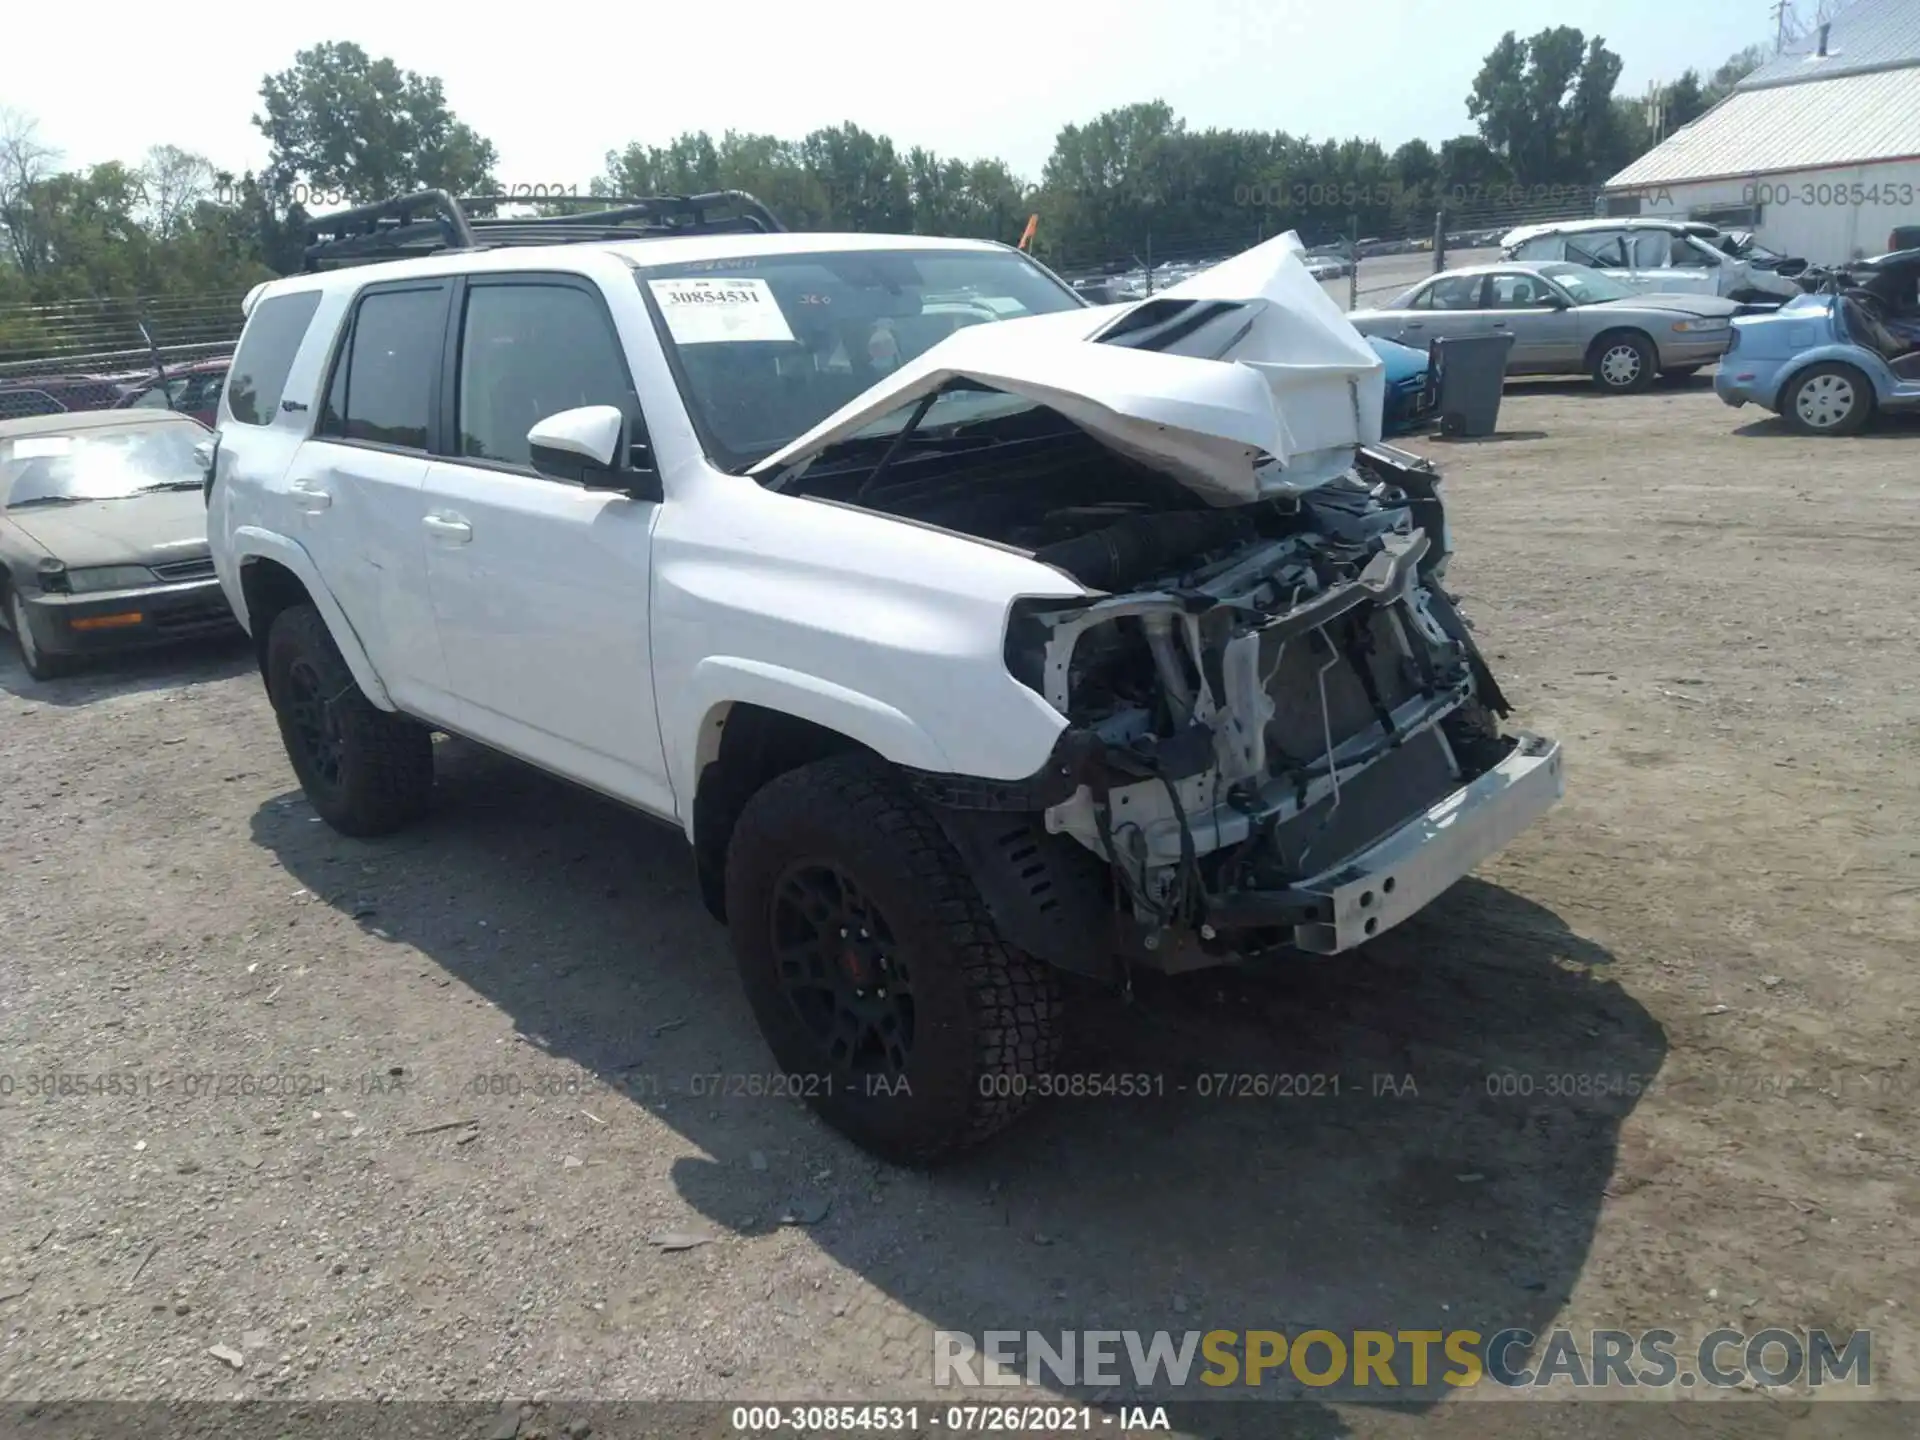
[1502,218,1802,303]
[207,191,1563,1162]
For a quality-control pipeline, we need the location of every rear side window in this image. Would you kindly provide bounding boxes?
[318,286,445,451]
[227,291,322,426]
[1413,275,1484,310]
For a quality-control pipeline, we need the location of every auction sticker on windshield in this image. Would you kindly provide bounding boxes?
[648,278,796,345]
[6,437,73,459]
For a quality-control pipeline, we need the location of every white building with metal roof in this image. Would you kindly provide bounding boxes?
[1604,0,1920,263]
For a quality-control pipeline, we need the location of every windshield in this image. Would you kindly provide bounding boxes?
[0,421,204,508]
[636,248,1083,472]
[1539,263,1637,305]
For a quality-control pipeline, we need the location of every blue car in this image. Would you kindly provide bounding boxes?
[1366,335,1435,436]
[1715,249,1920,434]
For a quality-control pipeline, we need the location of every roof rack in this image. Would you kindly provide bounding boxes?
[302,189,786,272]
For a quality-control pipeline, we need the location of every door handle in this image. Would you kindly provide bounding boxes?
[288,479,331,513]
[423,513,472,543]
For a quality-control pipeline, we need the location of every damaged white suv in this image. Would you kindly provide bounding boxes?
[207,191,1563,1163]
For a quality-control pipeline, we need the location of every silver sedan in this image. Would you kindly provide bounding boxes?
[1347,261,1739,393]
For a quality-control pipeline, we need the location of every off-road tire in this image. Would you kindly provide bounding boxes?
[1782,362,1873,436]
[724,753,1063,1165]
[1589,330,1657,393]
[7,587,75,682]
[265,603,433,837]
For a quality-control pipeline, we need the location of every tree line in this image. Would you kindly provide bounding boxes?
[0,30,1767,347]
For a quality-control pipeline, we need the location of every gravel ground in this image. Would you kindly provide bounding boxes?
[1,379,1917,1439]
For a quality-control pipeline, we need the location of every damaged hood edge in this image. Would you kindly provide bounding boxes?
[750,232,1386,506]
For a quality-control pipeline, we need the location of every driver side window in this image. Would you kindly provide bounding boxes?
[456,280,637,473]
[1488,273,1549,309]
[1568,232,1628,268]
[1670,237,1717,268]
[1632,233,1672,270]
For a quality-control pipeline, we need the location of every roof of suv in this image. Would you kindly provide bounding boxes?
[257,230,1016,306]
[1502,217,1711,247]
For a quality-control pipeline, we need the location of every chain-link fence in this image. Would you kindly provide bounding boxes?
[0,178,1614,421]
[0,290,242,422]
[1040,183,1609,311]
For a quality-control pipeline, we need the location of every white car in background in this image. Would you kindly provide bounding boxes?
[1501,218,1802,305]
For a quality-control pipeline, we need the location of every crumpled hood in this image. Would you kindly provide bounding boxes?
[750,232,1385,506]
[5,491,211,569]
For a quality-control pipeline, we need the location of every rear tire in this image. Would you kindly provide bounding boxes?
[7,589,74,682]
[265,604,433,836]
[724,753,1063,1165]
[1590,331,1657,393]
[1782,363,1873,435]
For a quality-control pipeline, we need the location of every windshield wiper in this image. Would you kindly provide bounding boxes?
[135,479,206,493]
[854,388,943,505]
[4,494,86,509]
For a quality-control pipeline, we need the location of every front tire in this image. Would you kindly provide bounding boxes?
[1590,331,1657,393]
[1783,363,1873,435]
[724,754,1063,1165]
[7,589,74,681]
[265,604,433,836]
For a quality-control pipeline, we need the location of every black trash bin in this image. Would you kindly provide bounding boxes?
[1428,332,1514,438]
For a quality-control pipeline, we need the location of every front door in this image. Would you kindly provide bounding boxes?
[420,275,673,817]
[1480,271,1581,371]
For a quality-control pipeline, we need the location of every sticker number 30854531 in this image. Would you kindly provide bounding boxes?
[647,278,797,345]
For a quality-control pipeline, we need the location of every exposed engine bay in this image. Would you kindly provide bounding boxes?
[794,413,1563,970]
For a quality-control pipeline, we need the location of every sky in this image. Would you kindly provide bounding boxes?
[8,0,1774,187]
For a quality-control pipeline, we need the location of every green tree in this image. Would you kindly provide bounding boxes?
[138,145,217,239]
[255,41,499,205]
[1468,27,1625,184]
[797,123,912,233]
[0,107,61,275]
[1663,70,1708,132]
[1706,43,1767,103]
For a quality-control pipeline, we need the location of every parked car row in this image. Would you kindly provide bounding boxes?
[1347,261,1736,393]
[0,356,232,425]
[0,409,235,678]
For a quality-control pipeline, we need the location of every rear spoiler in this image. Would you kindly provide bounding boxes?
[241,281,270,320]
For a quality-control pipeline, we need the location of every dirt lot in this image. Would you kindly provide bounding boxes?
[2,380,1917,1438]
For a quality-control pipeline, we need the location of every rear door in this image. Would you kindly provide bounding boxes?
[279,281,449,705]
[417,272,672,816]
[1382,273,1488,348]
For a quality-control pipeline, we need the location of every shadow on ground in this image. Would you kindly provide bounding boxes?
[0,629,252,706]
[1503,373,1716,402]
[1732,410,1920,440]
[255,737,1665,1435]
